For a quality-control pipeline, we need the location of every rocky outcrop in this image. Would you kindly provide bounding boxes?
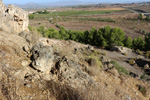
[112,46,132,54]
[0,31,150,99]
[0,0,29,34]
[31,44,54,73]
[30,43,95,89]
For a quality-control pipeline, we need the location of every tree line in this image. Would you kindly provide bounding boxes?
[29,25,150,51]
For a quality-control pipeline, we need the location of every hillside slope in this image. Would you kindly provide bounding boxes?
[0,1,150,100]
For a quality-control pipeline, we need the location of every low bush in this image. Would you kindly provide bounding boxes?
[29,15,34,19]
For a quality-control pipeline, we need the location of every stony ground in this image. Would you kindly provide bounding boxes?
[0,31,150,100]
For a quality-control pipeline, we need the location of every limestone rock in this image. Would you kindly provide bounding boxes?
[31,44,54,74]
[87,58,97,66]
[144,64,149,70]
[0,1,29,34]
[112,46,132,54]
[21,60,29,67]
[54,57,95,88]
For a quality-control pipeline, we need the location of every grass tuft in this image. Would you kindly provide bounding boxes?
[110,60,129,75]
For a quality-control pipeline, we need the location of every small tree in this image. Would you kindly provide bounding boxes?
[123,37,133,48]
[145,32,150,50]
[139,13,143,20]
[37,26,45,35]
[145,16,150,21]
[59,27,69,40]
[43,10,50,14]
[133,36,145,50]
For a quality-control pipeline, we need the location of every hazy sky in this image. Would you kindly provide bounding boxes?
[3,0,150,4]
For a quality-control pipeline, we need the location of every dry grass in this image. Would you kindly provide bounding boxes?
[46,80,104,100]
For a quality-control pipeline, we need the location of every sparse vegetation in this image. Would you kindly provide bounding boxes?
[110,60,129,75]
[137,85,147,97]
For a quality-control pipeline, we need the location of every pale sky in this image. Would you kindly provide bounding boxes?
[3,0,150,4]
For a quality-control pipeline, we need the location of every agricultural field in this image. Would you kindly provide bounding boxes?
[29,5,150,39]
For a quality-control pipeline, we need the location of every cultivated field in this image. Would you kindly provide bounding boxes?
[29,4,150,39]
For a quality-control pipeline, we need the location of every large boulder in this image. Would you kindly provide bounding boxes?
[0,0,29,34]
[31,44,54,74]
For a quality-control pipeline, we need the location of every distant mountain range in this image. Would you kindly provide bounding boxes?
[9,0,99,9]
[6,0,150,9]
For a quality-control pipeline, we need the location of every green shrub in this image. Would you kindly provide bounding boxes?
[110,61,129,75]
[29,14,34,19]
[133,37,145,50]
[49,18,53,23]
[35,10,50,14]
[139,13,143,20]
[123,37,132,48]
[145,32,150,50]
[145,16,150,21]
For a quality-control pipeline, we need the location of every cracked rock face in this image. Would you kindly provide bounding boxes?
[30,43,95,89]
[31,44,54,74]
[0,1,29,34]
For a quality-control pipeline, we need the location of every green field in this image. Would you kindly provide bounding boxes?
[31,10,122,19]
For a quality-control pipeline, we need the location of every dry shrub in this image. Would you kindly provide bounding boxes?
[46,80,83,100]
[0,76,19,100]
[46,80,103,100]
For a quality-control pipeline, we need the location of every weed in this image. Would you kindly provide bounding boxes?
[136,49,143,55]
[128,59,135,65]
[137,85,147,97]
[103,52,107,56]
